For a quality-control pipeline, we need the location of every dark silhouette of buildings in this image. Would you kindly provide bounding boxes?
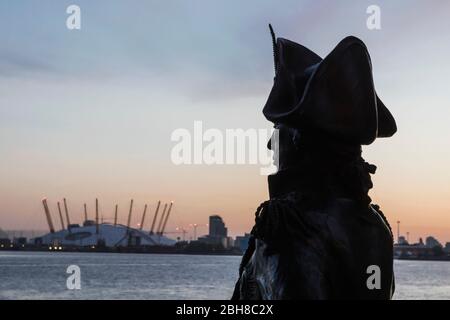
[198,215,233,248]
[209,215,227,238]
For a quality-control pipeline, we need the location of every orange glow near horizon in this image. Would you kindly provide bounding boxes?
[1,157,450,244]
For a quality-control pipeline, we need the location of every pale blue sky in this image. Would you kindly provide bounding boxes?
[1,1,450,241]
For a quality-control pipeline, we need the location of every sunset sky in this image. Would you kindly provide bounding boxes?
[1,0,450,243]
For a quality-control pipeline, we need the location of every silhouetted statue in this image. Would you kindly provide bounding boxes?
[232,26,397,300]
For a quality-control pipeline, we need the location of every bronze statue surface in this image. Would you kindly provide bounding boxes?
[232,27,397,300]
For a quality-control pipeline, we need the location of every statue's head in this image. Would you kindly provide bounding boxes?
[263,26,397,154]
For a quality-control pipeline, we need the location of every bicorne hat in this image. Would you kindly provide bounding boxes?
[263,25,397,145]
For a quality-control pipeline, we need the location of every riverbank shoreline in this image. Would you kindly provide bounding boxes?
[0,246,243,256]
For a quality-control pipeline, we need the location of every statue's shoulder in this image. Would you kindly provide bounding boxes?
[369,204,394,239]
[321,198,394,244]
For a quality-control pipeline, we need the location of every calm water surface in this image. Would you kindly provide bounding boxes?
[0,251,449,299]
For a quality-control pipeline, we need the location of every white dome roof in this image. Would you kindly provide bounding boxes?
[34,223,176,246]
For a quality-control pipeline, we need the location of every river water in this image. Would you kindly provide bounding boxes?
[0,251,448,300]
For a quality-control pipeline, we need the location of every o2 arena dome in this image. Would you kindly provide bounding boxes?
[35,198,176,248]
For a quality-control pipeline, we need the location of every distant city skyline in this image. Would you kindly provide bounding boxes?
[2,216,450,248]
